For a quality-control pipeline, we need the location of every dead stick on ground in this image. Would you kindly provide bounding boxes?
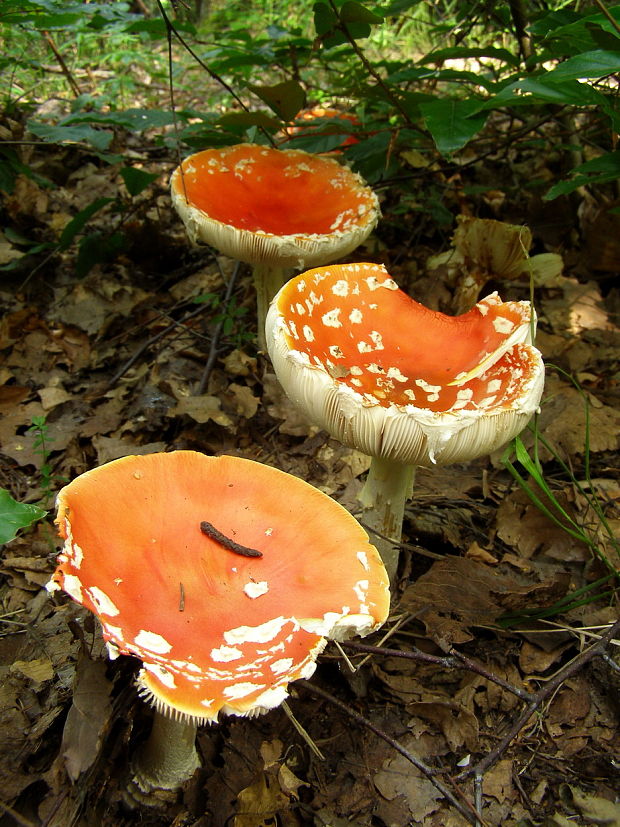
[107,304,207,388]
[196,260,241,395]
[298,681,484,827]
[0,798,37,827]
[342,640,535,702]
[456,618,620,782]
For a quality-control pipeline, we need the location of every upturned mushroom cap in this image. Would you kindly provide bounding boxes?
[48,452,389,723]
[170,144,380,269]
[266,262,545,466]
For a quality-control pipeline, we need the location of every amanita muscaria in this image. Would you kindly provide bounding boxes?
[266,262,545,582]
[284,106,361,150]
[170,143,379,348]
[47,451,389,797]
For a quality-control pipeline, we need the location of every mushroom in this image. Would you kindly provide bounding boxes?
[427,214,564,313]
[47,450,389,798]
[170,143,380,348]
[266,261,545,582]
[283,106,361,151]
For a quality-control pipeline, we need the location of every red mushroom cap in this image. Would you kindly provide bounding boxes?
[48,452,389,723]
[284,107,361,150]
[170,144,380,268]
[266,262,545,466]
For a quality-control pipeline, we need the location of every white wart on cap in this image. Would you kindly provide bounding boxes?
[48,451,389,723]
[266,261,545,467]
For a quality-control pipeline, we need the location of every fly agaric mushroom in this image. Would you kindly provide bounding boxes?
[266,262,545,582]
[170,143,379,348]
[283,106,361,151]
[47,451,389,797]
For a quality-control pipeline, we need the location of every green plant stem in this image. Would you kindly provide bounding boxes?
[358,457,415,584]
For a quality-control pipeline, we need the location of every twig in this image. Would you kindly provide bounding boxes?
[196,261,242,395]
[106,304,207,388]
[474,773,484,826]
[600,652,620,673]
[155,0,276,148]
[341,641,535,702]
[281,700,325,760]
[592,0,620,35]
[357,518,447,561]
[40,30,81,97]
[0,798,37,827]
[455,618,620,782]
[298,680,481,826]
[326,0,418,132]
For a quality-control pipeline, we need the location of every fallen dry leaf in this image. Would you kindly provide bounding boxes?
[400,557,570,648]
[168,394,233,426]
[91,436,168,465]
[60,653,112,781]
[10,657,54,684]
[407,699,479,752]
[533,374,620,462]
[228,383,260,418]
[374,733,444,822]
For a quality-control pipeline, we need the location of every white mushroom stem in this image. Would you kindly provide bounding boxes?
[253,264,292,351]
[357,457,415,584]
[130,711,200,798]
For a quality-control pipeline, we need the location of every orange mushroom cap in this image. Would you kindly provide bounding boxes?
[284,107,361,149]
[170,144,380,268]
[266,262,545,466]
[47,452,389,723]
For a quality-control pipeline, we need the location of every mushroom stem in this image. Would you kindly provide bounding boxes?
[253,264,291,351]
[358,457,415,584]
[130,711,200,797]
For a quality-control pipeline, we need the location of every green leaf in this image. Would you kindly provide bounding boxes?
[61,108,178,131]
[544,49,620,82]
[76,231,125,278]
[340,1,383,24]
[488,76,606,108]
[59,197,114,249]
[126,17,196,38]
[218,111,281,130]
[419,98,487,155]
[382,0,424,14]
[419,46,520,68]
[248,80,306,122]
[0,488,46,544]
[27,121,113,151]
[284,131,350,154]
[313,0,373,45]
[544,150,620,200]
[120,167,158,197]
[314,1,339,36]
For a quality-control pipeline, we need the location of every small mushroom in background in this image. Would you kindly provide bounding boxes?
[282,106,361,151]
[427,214,564,313]
[47,451,389,800]
[266,261,545,583]
[170,143,380,349]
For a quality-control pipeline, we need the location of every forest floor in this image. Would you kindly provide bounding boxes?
[0,106,619,827]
